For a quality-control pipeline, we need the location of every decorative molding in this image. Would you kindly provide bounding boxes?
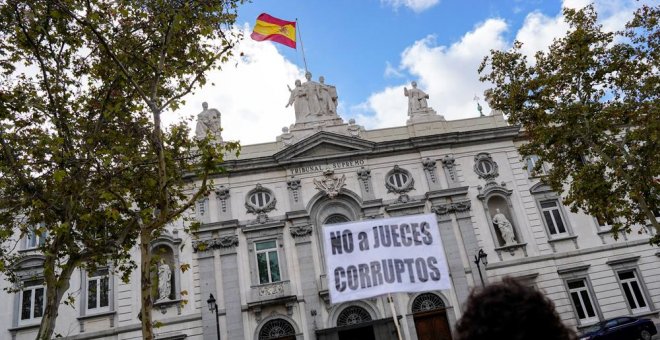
[557,263,591,275]
[290,225,313,238]
[422,158,437,183]
[494,243,528,260]
[286,176,302,204]
[357,166,372,193]
[313,169,346,199]
[473,152,499,182]
[192,235,239,252]
[431,200,472,215]
[245,184,277,224]
[441,154,457,182]
[259,283,284,297]
[215,185,230,200]
[606,255,641,266]
[385,165,415,195]
[453,200,471,212]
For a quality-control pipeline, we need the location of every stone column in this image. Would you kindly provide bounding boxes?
[194,229,243,340]
[453,200,487,286]
[431,203,470,309]
[218,237,244,339]
[288,211,320,339]
[196,249,218,340]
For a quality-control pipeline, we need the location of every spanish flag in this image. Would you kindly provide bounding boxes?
[250,13,296,49]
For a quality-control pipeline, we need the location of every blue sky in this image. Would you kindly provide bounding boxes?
[236,0,560,107]
[171,0,650,145]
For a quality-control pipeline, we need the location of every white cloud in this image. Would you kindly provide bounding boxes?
[381,0,440,13]
[163,24,304,145]
[384,61,404,78]
[359,0,648,127]
[355,19,508,127]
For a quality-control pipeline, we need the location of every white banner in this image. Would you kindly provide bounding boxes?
[323,213,451,304]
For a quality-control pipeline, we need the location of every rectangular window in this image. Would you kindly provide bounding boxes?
[255,240,281,284]
[567,279,598,324]
[617,270,649,313]
[596,215,615,229]
[526,155,548,176]
[541,200,568,236]
[19,283,45,324]
[87,271,110,313]
[25,226,46,249]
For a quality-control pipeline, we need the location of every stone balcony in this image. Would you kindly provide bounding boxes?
[246,280,297,310]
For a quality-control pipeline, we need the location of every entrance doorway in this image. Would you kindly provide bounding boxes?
[412,293,453,340]
[338,325,376,340]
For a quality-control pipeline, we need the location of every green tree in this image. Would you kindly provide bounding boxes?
[479,5,659,245]
[0,1,242,339]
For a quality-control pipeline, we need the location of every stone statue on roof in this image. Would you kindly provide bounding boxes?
[286,72,340,124]
[195,102,222,141]
[404,81,430,116]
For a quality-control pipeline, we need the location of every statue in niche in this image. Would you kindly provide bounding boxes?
[492,208,516,246]
[404,81,430,115]
[195,102,222,140]
[157,259,172,302]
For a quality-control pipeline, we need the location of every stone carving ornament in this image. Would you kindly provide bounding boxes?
[245,184,277,215]
[259,282,284,297]
[192,235,239,252]
[473,152,499,182]
[290,225,313,238]
[313,169,346,199]
[385,165,415,194]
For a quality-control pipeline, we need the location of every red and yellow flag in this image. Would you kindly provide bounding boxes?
[250,13,296,49]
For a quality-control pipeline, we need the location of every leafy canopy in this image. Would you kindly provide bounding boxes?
[479,5,659,244]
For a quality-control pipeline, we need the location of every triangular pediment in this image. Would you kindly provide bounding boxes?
[274,131,376,162]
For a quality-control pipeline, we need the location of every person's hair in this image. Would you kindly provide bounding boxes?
[456,277,576,340]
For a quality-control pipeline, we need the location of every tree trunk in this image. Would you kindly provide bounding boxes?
[36,260,76,340]
[140,228,155,340]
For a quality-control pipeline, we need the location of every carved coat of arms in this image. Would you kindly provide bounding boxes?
[313,169,346,199]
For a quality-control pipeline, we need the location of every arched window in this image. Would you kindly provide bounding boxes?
[324,214,350,225]
[337,306,372,326]
[412,293,445,313]
[258,319,296,340]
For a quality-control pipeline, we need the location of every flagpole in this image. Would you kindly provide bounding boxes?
[295,18,309,73]
[388,293,404,340]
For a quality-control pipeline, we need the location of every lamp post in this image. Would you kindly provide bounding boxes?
[473,249,488,287]
[207,293,221,340]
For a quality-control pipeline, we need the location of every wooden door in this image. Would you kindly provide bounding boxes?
[338,325,376,340]
[414,309,452,340]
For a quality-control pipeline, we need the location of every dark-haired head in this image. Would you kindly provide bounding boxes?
[456,277,576,340]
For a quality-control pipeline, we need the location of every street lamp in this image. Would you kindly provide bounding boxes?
[473,249,488,287]
[207,293,221,340]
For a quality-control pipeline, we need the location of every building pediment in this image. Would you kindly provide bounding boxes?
[274,131,375,163]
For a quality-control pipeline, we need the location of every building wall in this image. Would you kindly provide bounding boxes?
[2,113,658,340]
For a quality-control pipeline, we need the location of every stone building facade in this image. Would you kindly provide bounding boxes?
[2,78,659,340]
